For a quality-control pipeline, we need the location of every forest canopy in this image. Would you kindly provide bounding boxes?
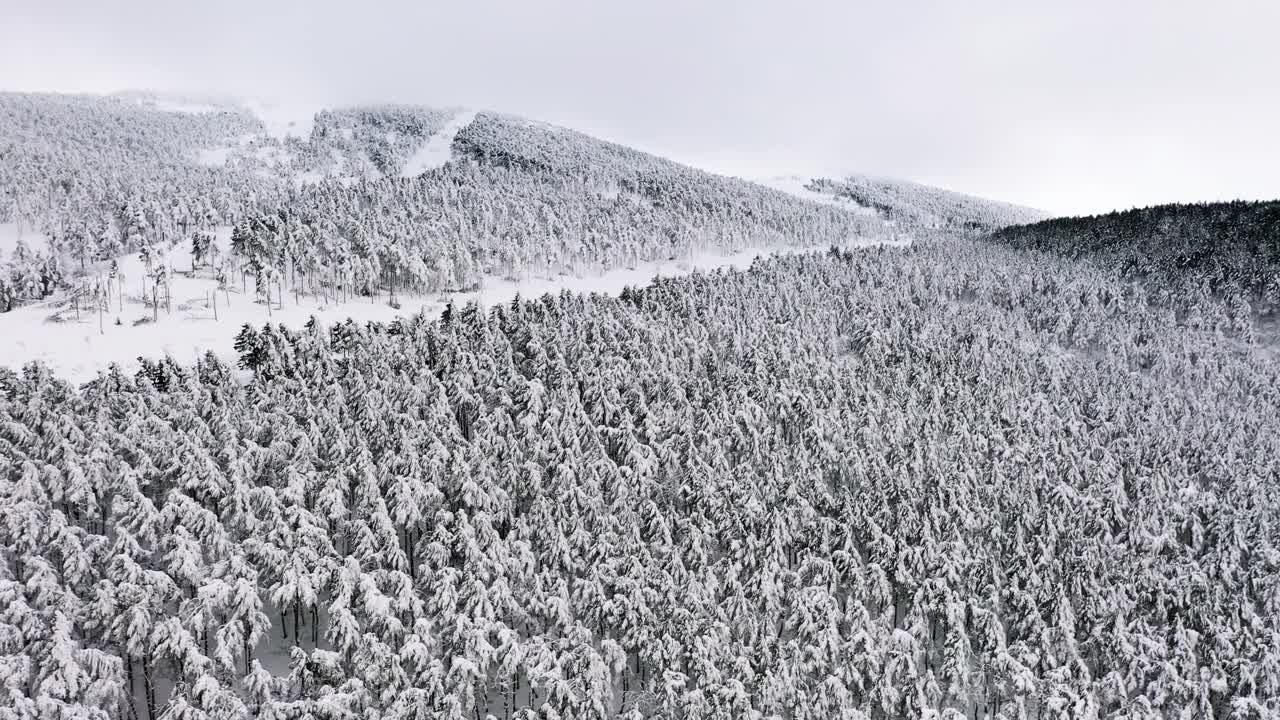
[3,239,1278,718]
[988,201,1280,308]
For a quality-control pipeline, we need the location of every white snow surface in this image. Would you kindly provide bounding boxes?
[759,175,878,215]
[0,235,906,384]
[151,99,224,114]
[0,221,49,257]
[243,99,319,140]
[400,110,478,177]
[194,147,232,167]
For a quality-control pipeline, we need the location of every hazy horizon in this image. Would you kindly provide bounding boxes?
[3,0,1277,216]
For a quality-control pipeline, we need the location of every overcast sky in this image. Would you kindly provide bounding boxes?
[2,0,1277,215]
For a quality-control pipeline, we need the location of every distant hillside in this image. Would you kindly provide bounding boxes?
[0,93,454,241]
[807,175,1047,232]
[452,113,864,221]
[307,104,456,176]
[1,94,893,315]
[219,113,887,302]
[0,92,270,230]
[989,200,1280,304]
[5,93,1043,318]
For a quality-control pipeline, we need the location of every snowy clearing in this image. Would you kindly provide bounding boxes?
[243,99,320,140]
[194,146,232,167]
[0,235,906,383]
[0,221,50,257]
[759,175,878,215]
[400,109,477,177]
[151,99,224,114]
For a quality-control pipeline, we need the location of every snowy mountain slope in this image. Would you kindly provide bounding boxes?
[804,174,1048,232]
[307,104,457,177]
[987,200,1280,306]
[756,174,879,214]
[2,91,1001,380]
[400,109,477,177]
[112,89,246,115]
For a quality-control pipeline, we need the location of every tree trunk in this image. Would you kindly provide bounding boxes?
[405,527,417,580]
[142,654,156,720]
[125,654,137,720]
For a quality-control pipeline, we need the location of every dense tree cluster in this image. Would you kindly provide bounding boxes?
[2,95,1038,315]
[0,93,273,310]
[808,176,1046,233]
[3,239,1278,719]
[989,201,1280,310]
[227,109,1062,305]
[308,106,454,176]
[0,92,269,235]
[224,157,883,304]
[0,95,453,310]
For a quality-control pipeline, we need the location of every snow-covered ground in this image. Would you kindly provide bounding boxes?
[0,233,907,383]
[116,91,236,115]
[758,175,878,215]
[243,99,320,140]
[195,146,232,167]
[0,221,49,256]
[150,98,225,114]
[401,109,477,177]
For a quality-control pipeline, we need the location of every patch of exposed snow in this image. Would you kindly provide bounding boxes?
[253,144,292,167]
[195,146,232,167]
[360,152,385,181]
[759,175,878,216]
[299,148,360,187]
[295,171,326,187]
[0,222,50,257]
[152,99,223,114]
[400,110,478,177]
[244,99,319,140]
[0,235,905,383]
[117,92,234,115]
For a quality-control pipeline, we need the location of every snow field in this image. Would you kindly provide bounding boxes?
[758,174,878,215]
[400,109,479,177]
[0,232,907,383]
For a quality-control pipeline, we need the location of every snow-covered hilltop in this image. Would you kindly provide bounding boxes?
[0,92,954,380]
[802,175,1048,232]
[400,109,478,177]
